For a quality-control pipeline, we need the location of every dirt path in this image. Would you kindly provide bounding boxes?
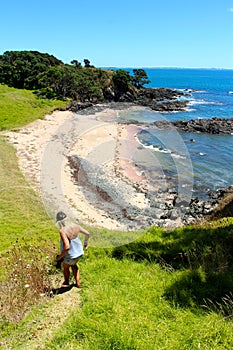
[4,287,81,350]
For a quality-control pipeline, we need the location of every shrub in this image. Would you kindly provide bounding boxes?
[0,240,59,322]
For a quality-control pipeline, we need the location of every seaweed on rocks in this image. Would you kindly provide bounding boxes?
[67,155,233,229]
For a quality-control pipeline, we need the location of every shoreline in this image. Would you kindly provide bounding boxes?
[4,104,230,231]
[62,107,158,230]
[4,105,159,230]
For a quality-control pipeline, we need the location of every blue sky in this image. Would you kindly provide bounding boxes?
[1,0,233,68]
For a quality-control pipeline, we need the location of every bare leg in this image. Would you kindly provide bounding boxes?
[62,263,70,285]
[71,264,81,287]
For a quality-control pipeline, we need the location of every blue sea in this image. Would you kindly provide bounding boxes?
[118,68,233,199]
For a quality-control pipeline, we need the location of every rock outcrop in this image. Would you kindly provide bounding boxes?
[172,118,233,134]
[151,118,233,135]
[207,187,233,219]
[68,153,233,229]
[67,87,190,113]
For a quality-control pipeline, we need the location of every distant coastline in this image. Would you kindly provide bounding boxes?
[3,60,233,230]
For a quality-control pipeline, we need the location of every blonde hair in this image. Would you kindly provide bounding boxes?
[56,218,67,229]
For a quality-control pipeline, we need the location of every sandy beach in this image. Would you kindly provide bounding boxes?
[4,105,158,231]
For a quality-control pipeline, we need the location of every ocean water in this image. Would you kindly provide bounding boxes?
[118,68,233,198]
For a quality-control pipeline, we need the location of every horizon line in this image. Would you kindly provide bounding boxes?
[100,66,233,70]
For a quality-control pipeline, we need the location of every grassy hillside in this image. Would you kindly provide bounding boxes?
[0,137,57,250]
[0,84,67,130]
[0,86,232,349]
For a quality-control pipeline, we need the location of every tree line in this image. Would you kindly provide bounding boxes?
[0,50,150,102]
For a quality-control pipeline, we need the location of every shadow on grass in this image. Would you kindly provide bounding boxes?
[112,223,233,314]
[51,284,75,296]
[163,268,233,315]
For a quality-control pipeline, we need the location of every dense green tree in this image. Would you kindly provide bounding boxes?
[112,69,131,93]
[0,50,150,102]
[76,68,104,101]
[38,65,103,101]
[83,59,91,68]
[75,75,102,102]
[0,51,63,89]
[70,59,82,68]
[131,69,150,88]
[38,66,80,99]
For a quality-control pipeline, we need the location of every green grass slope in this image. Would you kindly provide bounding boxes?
[0,137,57,250]
[0,86,232,349]
[0,84,67,130]
[52,253,232,350]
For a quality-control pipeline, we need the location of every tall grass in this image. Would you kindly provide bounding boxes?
[0,240,58,322]
[0,137,62,324]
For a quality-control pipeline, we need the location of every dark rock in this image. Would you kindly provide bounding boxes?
[103,86,115,100]
[66,86,189,114]
[207,187,233,219]
[134,88,188,112]
[172,118,233,135]
[66,101,94,112]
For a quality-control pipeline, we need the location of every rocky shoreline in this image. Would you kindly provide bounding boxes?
[67,87,190,114]
[68,152,233,229]
[153,118,233,135]
[6,100,232,231]
[67,86,233,135]
[64,89,233,229]
[119,87,189,112]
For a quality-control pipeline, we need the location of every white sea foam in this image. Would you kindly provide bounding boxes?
[185,107,196,112]
[147,145,171,153]
[171,153,186,159]
[136,138,186,159]
[188,99,222,106]
[159,110,180,114]
[229,91,233,94]
[178,88,205,93]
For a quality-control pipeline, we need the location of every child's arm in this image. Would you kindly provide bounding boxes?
[78,226,90,249]
[57,230,70,260]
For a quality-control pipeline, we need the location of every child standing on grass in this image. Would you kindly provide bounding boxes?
[56,211,90,288]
